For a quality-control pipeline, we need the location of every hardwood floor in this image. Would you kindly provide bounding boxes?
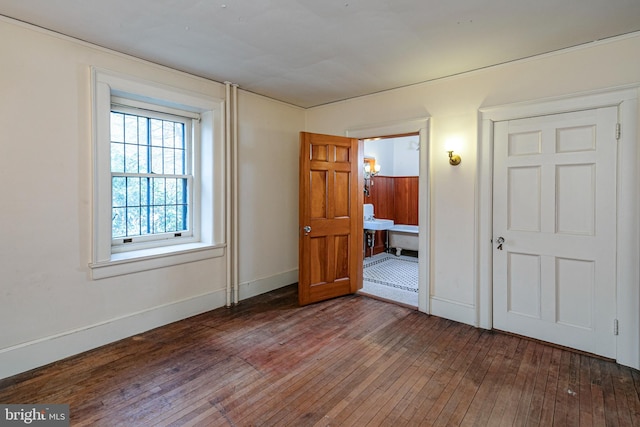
[1,285,638,426]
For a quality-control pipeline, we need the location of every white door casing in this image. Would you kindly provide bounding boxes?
[492,107,618,358]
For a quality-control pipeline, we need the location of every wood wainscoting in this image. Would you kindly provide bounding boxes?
[1,285,638,426]
[365,176,419,255]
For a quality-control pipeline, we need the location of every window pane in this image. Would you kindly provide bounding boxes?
[111,142,125,173]
[110,112,124,143]
[166,205,177,232]
[166,178,176,205]
[151,147,163,174]
[152,205,166,234]
[150,119,163,146]
[141,176,149,199]
[112,207,126,238]
[163,121,175,148]
[112,177,126,207]
[127,177,140,206]
[138,117,149,174]
[140,203,149,235]
[176,178,185,204]
[164,148,175,174]
[138,144,149,174]
[177,204,187,231]
[152,178,165,206]
[174,123,184,149]
[175,149,185,174]
[124,143,139,173]
[138,117,148,142]
[127,207,140,237]
[124,114,138,144]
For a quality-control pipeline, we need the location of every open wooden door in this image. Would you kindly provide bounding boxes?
[298,132,363,306]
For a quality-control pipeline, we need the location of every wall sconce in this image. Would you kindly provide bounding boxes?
[364,159,381,197]
[447,150,461,166]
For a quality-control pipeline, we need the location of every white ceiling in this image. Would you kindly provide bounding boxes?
[2,1,639,108]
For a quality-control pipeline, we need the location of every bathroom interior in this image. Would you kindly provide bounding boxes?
[361,134,420,308]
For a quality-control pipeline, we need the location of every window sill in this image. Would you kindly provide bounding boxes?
[90,243,225,279]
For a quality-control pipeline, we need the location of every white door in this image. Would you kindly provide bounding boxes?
[493,107,618,358]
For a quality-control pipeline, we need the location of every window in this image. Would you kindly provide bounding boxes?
[91,68,225,279]
[110,103,194,250]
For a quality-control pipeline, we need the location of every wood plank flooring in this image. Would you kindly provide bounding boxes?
[1,285,638,426]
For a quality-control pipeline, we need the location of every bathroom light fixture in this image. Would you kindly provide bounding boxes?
[447,150,461,166]
[364,159,381,196]
[365,163,381,175]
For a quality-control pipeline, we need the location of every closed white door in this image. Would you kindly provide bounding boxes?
[493,107,618,358]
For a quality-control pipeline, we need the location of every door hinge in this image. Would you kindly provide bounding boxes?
[615,123,621,140]
[614,319,619,335]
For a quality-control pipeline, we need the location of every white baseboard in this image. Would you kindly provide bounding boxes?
[0,289,227,380]
[0,269,299,381]
[239,269,298,300]
[430,296,477,327]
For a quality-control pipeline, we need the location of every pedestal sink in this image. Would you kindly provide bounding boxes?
[363,219,394,258]
[364,219,394,230]
[363,205,394,257]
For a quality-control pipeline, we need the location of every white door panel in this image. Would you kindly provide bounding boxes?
[493,107,617,358]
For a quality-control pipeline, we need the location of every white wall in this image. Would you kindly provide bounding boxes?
[306,34,640,366]
[392,135,420,176]
[364,136,420,176]
[363,139,394,175]
[236,92,303,296]
[0,18,304,379]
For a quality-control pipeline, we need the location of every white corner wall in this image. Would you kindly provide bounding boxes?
[0,17,304,379]
[236,92,304,298]
[305,33,640,368]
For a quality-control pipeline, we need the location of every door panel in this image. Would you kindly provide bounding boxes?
[507,166,541,231]
[507,252,541,318]
[556,164,595,234]
[299,132,363,306]
[493,107,617,358]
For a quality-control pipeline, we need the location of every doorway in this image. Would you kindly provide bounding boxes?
[347,118,430,313]
[360,134,420,307]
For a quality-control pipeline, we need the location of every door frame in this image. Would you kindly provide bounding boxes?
[347,117,431,313]
[477,86,639,369]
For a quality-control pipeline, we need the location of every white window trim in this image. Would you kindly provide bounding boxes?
[90,67,226,279]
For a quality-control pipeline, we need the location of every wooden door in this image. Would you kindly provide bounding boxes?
[299,132,363,305]
[493,107,618,358]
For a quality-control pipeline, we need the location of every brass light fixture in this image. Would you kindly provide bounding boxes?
[364,158,381,196]
[447,150,461,166]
